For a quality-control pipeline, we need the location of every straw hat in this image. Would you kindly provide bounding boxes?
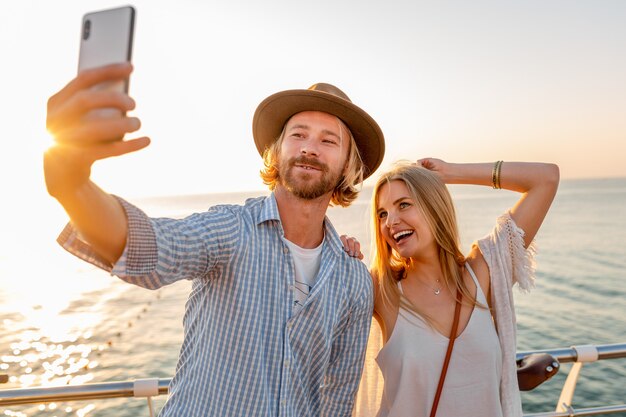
[252,83,385,180]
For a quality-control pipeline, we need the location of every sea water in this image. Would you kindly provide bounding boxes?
[1,178,625,416]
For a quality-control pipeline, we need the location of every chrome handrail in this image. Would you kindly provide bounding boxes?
[1,343,625,415]
[0,378,170,406]
[524,404,626,416]
[516,342,626,363]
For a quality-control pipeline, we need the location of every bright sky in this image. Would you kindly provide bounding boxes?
[1,0,625,207]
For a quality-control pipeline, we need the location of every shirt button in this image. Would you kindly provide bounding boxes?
[281,400,286,406]
[284,360,290,367]
[283,247,289,254]
[286,322,292,329]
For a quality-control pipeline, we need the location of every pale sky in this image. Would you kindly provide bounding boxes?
[1,0,625,206]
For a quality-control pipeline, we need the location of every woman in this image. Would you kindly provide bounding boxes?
[344,158,559,417]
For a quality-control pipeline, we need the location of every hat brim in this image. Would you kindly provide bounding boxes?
[252,89,385,181]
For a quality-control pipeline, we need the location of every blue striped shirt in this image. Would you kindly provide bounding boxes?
[58,193,373,416]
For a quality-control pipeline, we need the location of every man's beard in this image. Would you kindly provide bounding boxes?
[280,156,343,200]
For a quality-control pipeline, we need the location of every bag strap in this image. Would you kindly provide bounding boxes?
[430,290,462,417]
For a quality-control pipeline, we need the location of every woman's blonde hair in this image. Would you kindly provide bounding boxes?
[370,161,484,324]
[259,116,365,207]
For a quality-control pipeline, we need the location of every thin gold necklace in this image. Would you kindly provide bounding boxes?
[419,278,441,295]
[403,271,442,295]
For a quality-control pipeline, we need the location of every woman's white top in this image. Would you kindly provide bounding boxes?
[375,263,503,417]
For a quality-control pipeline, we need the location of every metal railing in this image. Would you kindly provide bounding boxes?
[0,378,170,406]
[1,343,625,416]
[516,342,626,363]
[524,405,626,417]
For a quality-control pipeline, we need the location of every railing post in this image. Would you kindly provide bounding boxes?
[133,378,159,417]
[556,345,599,413]
[147,397,155,417]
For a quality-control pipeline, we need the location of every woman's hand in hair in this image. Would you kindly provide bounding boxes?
[416,158,452,183]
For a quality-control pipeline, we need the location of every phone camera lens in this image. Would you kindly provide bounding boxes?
[83,19,91,40]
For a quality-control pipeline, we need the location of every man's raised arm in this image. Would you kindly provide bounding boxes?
[44,63,150,265]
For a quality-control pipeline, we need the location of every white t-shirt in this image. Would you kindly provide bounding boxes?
[283,238,323,314]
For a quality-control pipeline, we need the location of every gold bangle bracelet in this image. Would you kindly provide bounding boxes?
[491,161,498,189]
[492,160,503,189]
[496,161,502,190]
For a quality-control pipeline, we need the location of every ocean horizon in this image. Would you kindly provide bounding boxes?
[1,177,625,416]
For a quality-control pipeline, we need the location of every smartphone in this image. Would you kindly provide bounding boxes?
[78,6,135,127]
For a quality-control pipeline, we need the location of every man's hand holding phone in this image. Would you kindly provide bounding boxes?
[45,63,150,199]
[45,5,148,200]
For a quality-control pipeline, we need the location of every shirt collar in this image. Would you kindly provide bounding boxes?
[255,192,344,257]
[256,192,281,225]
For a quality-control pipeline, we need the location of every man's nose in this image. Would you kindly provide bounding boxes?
[300,138,319,156]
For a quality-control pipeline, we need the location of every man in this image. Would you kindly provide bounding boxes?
[44,63,385,416]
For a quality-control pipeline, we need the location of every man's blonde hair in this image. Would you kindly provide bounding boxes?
[259,116,365,207]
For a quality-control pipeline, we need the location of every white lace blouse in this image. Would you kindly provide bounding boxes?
[475,212,537,417]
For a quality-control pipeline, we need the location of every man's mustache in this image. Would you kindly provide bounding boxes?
[289,156,328,172]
